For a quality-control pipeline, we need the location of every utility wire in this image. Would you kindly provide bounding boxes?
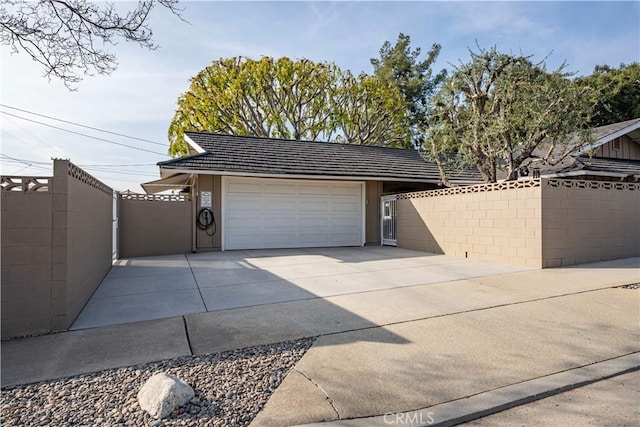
[0,104,167,147]
[0,155,158,178]
[0,154,51,172]
[2,116,57,149]
[0,111,170,156]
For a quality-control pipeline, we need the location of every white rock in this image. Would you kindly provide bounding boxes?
[137,373,195,419]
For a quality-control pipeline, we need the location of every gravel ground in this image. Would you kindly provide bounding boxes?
[1,338,314,427]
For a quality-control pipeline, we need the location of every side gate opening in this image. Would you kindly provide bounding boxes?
[381,195,397,246]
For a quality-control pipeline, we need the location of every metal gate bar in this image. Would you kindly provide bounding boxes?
[381,195,397,246]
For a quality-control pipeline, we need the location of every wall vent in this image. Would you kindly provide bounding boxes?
[612,137,621,151]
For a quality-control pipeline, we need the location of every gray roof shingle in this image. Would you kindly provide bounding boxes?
[159,132,481,183]
[549,156,640,176]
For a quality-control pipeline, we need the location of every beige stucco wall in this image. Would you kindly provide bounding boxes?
[541,179,640,267]
[397,181,542,268]
[118,195,192,258]
[1,160,114,339]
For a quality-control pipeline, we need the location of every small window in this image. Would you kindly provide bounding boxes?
[612,137,621,151]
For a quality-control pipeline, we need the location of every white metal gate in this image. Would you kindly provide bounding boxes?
[381,195,397,246]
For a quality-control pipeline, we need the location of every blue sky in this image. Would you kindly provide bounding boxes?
[1,1,639,191]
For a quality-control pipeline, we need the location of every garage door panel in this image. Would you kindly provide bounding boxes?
[331,185,362,196]
[299,199,329,212]
[263,198,298,212]
[331,217,360,228]
[227,197,263,212]
[332,200,361,212]
[227,182,262,194]
[263,183,298,195]
[299,217,330,228]
[263,233,299,244]
[299,233,330,245]
[224,177,363,250]
[299,184,332,196]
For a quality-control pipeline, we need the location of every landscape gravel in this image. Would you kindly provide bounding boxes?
[1,337,314,427]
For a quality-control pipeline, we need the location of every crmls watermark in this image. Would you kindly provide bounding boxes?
[383,411,434,425]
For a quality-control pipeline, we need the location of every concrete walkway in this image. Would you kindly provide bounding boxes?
[1,255,638,427]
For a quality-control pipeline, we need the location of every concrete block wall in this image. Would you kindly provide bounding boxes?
[396,178,640,269]
[64,165,114,325]
[1,160,113,339]
[118,193,192,258]
[397,180,542,268]
[541,179,640,267]
[1,179,54,337]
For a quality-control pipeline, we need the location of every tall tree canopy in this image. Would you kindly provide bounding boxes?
[576,63,640,127]
[428,46,595,183]
[371,33,445,146]
[0,0,182,88]
[168,56,410,156]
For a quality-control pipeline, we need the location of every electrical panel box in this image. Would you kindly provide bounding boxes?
[200,191,212,208]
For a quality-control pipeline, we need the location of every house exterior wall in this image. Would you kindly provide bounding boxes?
[541,179,640,267]
[195,174,222,250]
[594,135,640,160]
[396,180,542,268]
[1,160,113,339]
[118,194,192,258]
[396,178,640,269]
[195,174,383,250]
[365,180,383,245]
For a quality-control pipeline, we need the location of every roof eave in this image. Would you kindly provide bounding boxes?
[542,170,631,179]
[577,119,640,155]
[158,166,445,184]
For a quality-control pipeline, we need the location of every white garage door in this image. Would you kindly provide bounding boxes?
[223,177,364,250]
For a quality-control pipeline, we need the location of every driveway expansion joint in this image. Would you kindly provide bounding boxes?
[182,316,194,356]
[294,368,341,420]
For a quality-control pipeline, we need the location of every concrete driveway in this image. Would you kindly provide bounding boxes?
[71,247,530,330]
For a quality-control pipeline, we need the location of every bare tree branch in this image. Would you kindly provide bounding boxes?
[0,0,184,89]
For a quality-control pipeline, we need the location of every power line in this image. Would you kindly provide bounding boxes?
[2,116,57,149]
[0,154,51,165]
[0,154,51,172]
[0,111,170,156]
[0,104,167,147]
[0,155,158,177]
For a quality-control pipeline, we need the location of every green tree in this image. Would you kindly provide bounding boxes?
[429,46,595,183]
[576,63,640,126]
[333,71,410,147]
[168,56,409,156]
[371,33,445,146]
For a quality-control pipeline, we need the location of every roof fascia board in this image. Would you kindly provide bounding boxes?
[159,166,444,183]
[184,134,206,154]
[577,121,640,154]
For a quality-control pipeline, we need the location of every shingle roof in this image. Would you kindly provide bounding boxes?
[588,118,640,142]
[548,156,640,176]
[574,118,640,154]
[159,132,482,184]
